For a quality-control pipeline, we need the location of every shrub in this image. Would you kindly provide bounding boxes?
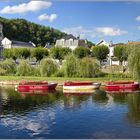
[16,60,32,76]
[31,47,49,61]
[3,49,12,59]
[20,48,31,59]
[0,59,16,75]
[40,58,58,77]
[50,47,72,60]
[62,54,78,77]
[73,46,90,58]
[78,57,101,78]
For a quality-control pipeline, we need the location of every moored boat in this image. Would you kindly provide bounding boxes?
[106,81,139,91]
[63,81,101,93]
[16,81,58,91]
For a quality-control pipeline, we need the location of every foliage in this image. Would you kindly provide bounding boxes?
[128,47,140,81]
[16,60,32,76]
[0,59,16,75]
[73,46,90,58]
[3,49,12,59]
[40,58,58,77]
[50,47,72,60]
[114,45,128,65]
[62,54,78,77]
[20,48,31,59]
[31,47,49,61]
[86,40,95,48]
[92,45,109,62]
[0,17,66,46]
[78,57,101,78]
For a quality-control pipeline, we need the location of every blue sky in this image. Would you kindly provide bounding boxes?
[0,1,140,44]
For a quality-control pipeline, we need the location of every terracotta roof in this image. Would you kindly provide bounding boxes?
[127,42,140,45]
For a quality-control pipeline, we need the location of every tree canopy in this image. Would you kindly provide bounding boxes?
[73,46,90,58]
[0,17,66,47]
[114,45,128,65]
[91,45,109,62]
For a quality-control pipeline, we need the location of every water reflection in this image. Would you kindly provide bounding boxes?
[0,87,139,138]
[92,90,108,105]
[126,92,140,124]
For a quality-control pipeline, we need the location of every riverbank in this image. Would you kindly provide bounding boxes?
[0,76,133,86]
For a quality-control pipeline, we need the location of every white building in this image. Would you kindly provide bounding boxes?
[96,40,120,66]
[1,37,36,49]
[55,34,87,50]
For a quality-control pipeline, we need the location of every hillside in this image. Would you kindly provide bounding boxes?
[0,17,66,47]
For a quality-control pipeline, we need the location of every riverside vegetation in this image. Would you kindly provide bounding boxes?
[0,44,140,81]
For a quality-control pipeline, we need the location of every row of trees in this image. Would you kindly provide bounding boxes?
[0,56,102,78]
[2,45,110,63]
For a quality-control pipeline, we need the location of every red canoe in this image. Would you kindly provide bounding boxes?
[16,81,58,91]
[106,81,139,91]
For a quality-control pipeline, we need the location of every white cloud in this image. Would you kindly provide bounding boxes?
[63,26,128,39]
[63,26,92,38]
[138,26,140,30]
[38,13,57,22]
[136,16,140,21]
[95,27,128,36]
[0,1,52,14]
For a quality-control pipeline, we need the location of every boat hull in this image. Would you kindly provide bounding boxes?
[17,83,57,91]
[106,82,139,91]
[63,82,100,93]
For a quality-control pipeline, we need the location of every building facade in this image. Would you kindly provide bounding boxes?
[55,34,87,50]
[1,37,36,49]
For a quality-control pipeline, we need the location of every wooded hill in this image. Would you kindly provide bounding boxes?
[0,17,66,47]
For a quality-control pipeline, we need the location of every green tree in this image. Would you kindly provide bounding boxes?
[3,49,12,59]
[50,47,72,60]
[63,54,78,77]
[128,47,140,81]
[78,57,101,78]
[16,59,32,76]
[40,58,58,77]
[114,45,128,65]
[31,47,49,61]
[20,48,31,59]
[73,46,90,58]
[92,45,109,63]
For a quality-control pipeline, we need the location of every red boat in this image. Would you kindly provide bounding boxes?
[16,81,58,91]
[106,81,139,91]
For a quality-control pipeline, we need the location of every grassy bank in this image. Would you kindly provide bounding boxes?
[0,75,132,83]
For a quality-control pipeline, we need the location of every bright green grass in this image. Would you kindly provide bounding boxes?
[0,75,132,83]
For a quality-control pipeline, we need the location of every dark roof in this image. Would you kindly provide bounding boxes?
[11,40,35,48]
[62,34,77,40]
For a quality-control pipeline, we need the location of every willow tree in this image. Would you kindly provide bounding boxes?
[128,47,140,81]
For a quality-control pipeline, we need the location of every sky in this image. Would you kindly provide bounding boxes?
[0,0,140,44]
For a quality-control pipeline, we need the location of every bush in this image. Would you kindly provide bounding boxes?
[73,46,90,58]
[40,58,58,77]
[31,47,49,61]
[78,57,101,77]
[3,49,12,59]
[16,60,32,76]
[20,48,31,59]
[62,54,78,77]
[50,47,72,60]
[0,59,16,75]
[53,68,65,77]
